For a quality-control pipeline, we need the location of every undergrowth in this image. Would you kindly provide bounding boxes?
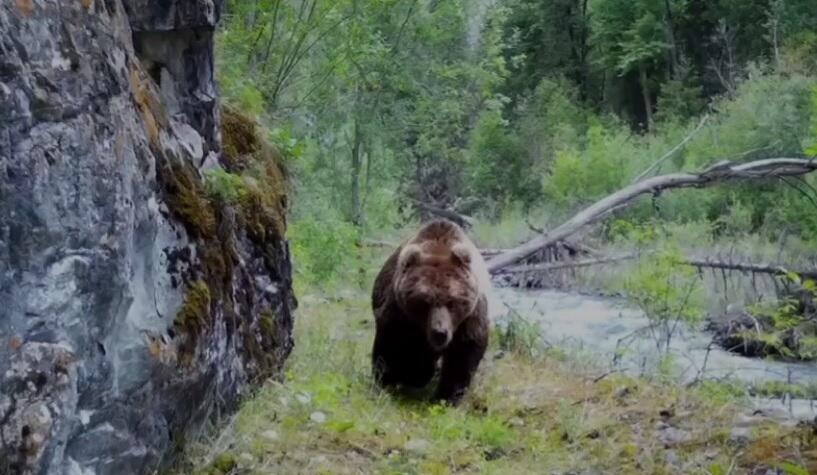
[176,274,816,474]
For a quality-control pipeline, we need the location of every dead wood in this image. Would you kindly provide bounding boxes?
[486,158,817,273]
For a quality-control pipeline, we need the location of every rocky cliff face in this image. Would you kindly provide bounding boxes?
[0,1,295,474]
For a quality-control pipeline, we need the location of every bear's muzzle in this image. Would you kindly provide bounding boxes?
[428,306,453,351]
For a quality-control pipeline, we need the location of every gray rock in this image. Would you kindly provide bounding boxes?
[658,426,693,447]
[404,438,430,453]
[729,426,753,444]
[0,1,294,473]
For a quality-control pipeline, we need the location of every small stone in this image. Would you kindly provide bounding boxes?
[310,411,326,424]
[658,427,692,447]
[664,449,679,466]
[238,452,254,465]
[260,429,279,441]
[296,393,311,404]
[508,417,525,427]
[729,426,752,444]
[404,438,430,453]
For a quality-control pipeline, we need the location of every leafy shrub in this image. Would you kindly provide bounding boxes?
[289,212,359,289]
[623,245,705,353]
[544,123,631,207]
[495,310,543,360]
[205,169,247,204]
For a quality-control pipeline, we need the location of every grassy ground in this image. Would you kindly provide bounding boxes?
[177,283,816,475]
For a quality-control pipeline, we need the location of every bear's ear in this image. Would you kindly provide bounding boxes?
[398,244,422,270]
[451,243,471,267]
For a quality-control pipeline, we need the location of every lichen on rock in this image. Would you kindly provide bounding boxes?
[0,1,295,473]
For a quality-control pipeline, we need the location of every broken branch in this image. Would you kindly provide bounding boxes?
[486,157,817,273]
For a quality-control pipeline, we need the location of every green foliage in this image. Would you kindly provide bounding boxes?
[738,273,817,361]
[655,79,705,123]
[623,245,704,353]
[776,461,811,475]
[693,380,748,405]
[467,108,534,210]
[544,123,630,206]
[751,380,817,400]
[289,211,359,289]
[807,87,817,157]
[205,169,247,204]
[495,311,543,360]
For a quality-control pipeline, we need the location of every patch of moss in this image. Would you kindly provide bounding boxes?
[220,106,258,170]
[129,65,169,148]
[258,310,276,337]
[155,105,290,374]
[210,453,237,474]
[160,160,217,239]
[220,105,289,242]
[174,280,211,365]
[238,168,287,243]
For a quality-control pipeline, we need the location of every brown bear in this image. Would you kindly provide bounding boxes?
[370,219,494,404]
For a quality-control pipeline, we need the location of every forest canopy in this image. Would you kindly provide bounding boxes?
[215,0,817,283]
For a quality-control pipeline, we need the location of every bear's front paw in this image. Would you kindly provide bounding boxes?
[433,386,466,406]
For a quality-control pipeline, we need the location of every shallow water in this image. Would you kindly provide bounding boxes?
[495,287,817,420]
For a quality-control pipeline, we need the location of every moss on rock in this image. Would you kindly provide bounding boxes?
[155,105,291,375]
[220,105,288,242]
[161,159,217,239]
[174,280,212,365]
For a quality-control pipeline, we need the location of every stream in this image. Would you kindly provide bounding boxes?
[494,287,817,421]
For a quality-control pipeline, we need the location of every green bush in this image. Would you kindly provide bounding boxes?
[623,245,705,353]
[289,211,359,289]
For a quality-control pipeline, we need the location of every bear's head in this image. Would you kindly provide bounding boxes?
[392,241,480,351]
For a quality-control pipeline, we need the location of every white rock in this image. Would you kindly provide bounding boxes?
[404,439,430,453]
[260,429,279,441]
[310,411,327,423]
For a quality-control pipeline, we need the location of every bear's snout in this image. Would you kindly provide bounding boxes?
[428,307,453,350]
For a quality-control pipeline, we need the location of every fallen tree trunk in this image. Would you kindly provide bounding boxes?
[495,253,642,273]
[495,252,817,280]
[410,198,475,228]
[683,257,817,280]
[486,158,817,273]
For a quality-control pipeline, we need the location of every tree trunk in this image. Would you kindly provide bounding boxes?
[663,0,679,78]
[486,158,817,273]
[350,118,364,226]
[639,64,654,131]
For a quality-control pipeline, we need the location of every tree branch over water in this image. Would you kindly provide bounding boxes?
[487,158,817,273]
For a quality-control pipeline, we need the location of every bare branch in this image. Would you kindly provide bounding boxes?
[493,251,817,280]
[631,113,709,184]
[486,157,817,273]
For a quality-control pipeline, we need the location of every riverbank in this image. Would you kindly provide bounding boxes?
[175,289,816,475]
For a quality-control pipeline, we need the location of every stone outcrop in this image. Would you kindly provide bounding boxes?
[0,1,295,473]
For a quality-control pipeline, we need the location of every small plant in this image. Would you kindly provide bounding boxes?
[205,169,247,204]
[495,309,543,359]
[288,214,360,289]
[738,273,817,361]
[624,245,704,354]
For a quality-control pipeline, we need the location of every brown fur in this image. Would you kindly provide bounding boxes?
[371,219,492,404]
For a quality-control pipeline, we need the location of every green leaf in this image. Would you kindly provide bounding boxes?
[707,463,725,475]
[776,461,810,475]
[327,420,355,433]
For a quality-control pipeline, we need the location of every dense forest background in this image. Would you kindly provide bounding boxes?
[214,0,817,288]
